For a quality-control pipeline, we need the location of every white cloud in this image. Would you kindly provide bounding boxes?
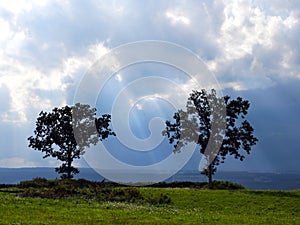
[218,1,275,60]
[220,81,246,91]
[0,156,66,168]
[1,111,28,123]
[0,23,109,123]
[0,17,13,43]
[0,1,41,15]
[204,0,300,89]
[0,157,38,168]
[283,12,299,29]
[165,10,190,26]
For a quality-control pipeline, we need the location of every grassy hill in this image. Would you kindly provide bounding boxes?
[0,179,299,224]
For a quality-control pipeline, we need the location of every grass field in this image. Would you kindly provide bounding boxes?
[0,180,299,224]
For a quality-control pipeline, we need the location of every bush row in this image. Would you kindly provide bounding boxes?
[18,178,172,205]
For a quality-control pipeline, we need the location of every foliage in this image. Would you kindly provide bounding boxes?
[28,103,115,179]
[163,89,258,188]
[150,180,245,189]
[17,178,172,205]
[15,178,245,204]
[203,180,245,190]
[96,188,145,203]
[19,177,51,188]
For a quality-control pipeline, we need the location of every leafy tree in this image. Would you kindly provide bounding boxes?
[163,89,258,189]
[28,103,115,179]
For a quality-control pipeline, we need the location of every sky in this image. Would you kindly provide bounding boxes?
[0,0,299,174]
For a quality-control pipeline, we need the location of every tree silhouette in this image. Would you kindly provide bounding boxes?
[28,103,115,179]
[163,89,258,188]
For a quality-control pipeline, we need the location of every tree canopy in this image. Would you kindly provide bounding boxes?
[28,103,115,179]
[163,89,258,188]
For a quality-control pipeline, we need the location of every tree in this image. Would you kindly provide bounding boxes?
[28,103,115,179]
[163,89,258,189]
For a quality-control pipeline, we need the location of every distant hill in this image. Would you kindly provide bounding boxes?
[0,167,299,190]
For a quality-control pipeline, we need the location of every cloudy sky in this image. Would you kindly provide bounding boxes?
[0,0,299,173]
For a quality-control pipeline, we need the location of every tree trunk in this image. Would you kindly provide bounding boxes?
[67,152,72,179]
[67,165,71,179]
[208,164,213,189]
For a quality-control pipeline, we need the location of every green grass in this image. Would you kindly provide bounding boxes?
[0,182,299,224]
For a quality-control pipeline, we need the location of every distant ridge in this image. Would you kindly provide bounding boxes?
[0,168,299,190]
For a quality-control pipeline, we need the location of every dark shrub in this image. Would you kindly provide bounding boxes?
[148,193,172,205]
[18,177,50,188]
[203,180,245,190]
